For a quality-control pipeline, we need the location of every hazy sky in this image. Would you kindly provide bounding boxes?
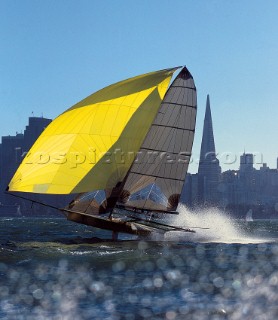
[1,0,278,173]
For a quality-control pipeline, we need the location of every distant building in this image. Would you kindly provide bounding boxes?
[0,117,70,216]
[218,161,278,218]
[181,96,278,219]
[0,117,51,201]
[197,95,221,205]
[181,95,221,206]
[240,153,254,173]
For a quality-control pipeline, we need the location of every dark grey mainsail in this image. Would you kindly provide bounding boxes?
[119,67,197,212]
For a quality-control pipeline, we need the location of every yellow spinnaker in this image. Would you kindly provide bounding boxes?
[8,68,178,194]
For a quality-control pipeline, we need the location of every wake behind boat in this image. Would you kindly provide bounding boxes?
[7,66,197,238]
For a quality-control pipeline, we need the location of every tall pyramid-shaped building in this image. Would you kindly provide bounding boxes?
[181,95,221,207]
[197,95,221,204]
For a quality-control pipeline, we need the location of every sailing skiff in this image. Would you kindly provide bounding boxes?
[8,66,197,237]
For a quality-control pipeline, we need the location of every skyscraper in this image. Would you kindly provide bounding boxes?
[197,95,221,204]
[0,117,51,210]
[240,153,254,173]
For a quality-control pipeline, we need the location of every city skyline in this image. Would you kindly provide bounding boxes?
[1,111,276,174]
[1,109,276,218]
[181,93,278,219]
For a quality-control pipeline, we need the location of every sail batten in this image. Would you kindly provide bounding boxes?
[136,147,192,155]
[125,172,186,181]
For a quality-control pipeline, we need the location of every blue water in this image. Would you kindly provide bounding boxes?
[1,208,278,319]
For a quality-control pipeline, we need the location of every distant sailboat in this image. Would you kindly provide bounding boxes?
[8,66,197,237]
[245,209,253,222]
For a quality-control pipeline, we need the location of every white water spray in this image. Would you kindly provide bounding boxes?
[163,205,271,244]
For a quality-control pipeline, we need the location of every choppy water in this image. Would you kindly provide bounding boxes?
[1,207,278,319]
